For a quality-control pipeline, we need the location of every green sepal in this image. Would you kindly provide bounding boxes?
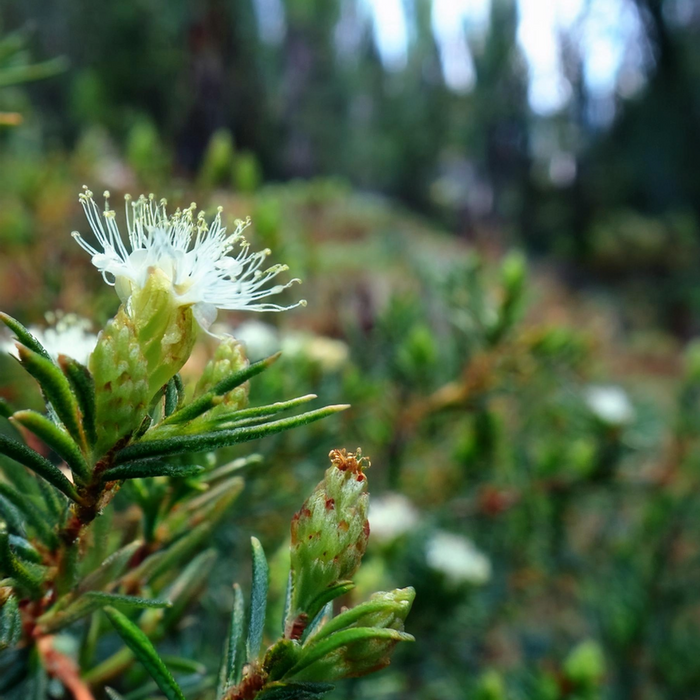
[12,409,90,484]
[0,531,47,597]
[0,594,21,650]
[284,627,414,682]
[0,432,81,502]
[164,378,179,417]
[264,639,302,683]
[217,582,246,697]
[101,462,204,482]
[0,312,51,360]
[59,356,97,449]
[116,404,349,463]
[0,481,58,548]
[104,606,186,700]
[247,537,270,662]
[16,345,86,450]
[158,352,281,427]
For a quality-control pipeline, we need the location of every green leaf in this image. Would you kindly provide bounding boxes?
[161,549,217,631]
[164,378,179,417]
[256,682,335,700]
[0,594,21,649]
[59,356,97,448]
[105,689,126,700]
[0,313,51,360]
[159,353,281,426]
[247,537,269,662]
[85,592,171,609]
[302,581,356,628]
[161,655,207,675]
[78,540,143,593]
[37,590,169,634]
[101,462,204,482]
[116,404,350,463]
[204,454,264,483]
[0,495,24,535]
[0,432,80,502]
[0,399,13,419]
[0,531,46,596]
[208,394,318,428]
[8,535,41,563]
[0,481,58,548]
[104,606,186,700]
[16,345,86,449]
[217,583,246,697]
[12,410,90,484]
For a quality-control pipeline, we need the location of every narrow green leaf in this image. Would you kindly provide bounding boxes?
[16,346,85,449]
[35,478,66,524]
[0,482,58,548]
[209,394,318,428]
[218,583,246,697]
[204,454,264,484]
[303,582,356,626]
[0,313,51,360]
[256,682,335,700]
[59,356,97,448]
[161,549,217,631]
[159,353,281,427]
[8,535,41,563]
[0,594,21,649]
[101,462,204,482]
[284,628,414,680]
[161,656,207,675]
[78,540,142,593]
[85,592,171,609]
[247,537,269,662]
[116,405,350,463]
[12,410,90,484]
[0,433,80,502]
[38,592,169,637]
[0,399,13,419]
[0,495,24,535]
[0,531,46,596]
[164,378,179,417]
[104,606,186,700]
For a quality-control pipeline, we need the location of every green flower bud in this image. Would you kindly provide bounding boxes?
[288,588,414,682]
[89,308,149,456]
[288,449,370,635]
[193,336,249,412]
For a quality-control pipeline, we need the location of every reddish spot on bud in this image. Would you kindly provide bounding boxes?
[363,519,370,538]
[338,520,349,532]
[325,497,335,510]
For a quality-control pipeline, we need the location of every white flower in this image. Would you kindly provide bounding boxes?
[425,531,492,585]
[584,385,634,426]
[369,493,419,543]
[72,187,305,330]
[2,312,96,365]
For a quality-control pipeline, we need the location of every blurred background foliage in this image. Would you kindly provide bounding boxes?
[2,0,700,698]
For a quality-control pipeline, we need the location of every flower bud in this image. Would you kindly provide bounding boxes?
[288,449,370,633]
[89,308,150,456]
[193,336,250,413]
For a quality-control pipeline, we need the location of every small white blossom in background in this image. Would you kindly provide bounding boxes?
[369,493,420,544]
[230,320,280,360]
[281,332,350,372]
[425,530,492,586]
[584,385,635,426]
[72,188,305,331]
[1,312,96,366]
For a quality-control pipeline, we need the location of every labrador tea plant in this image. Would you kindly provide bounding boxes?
[0,190,414,699]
